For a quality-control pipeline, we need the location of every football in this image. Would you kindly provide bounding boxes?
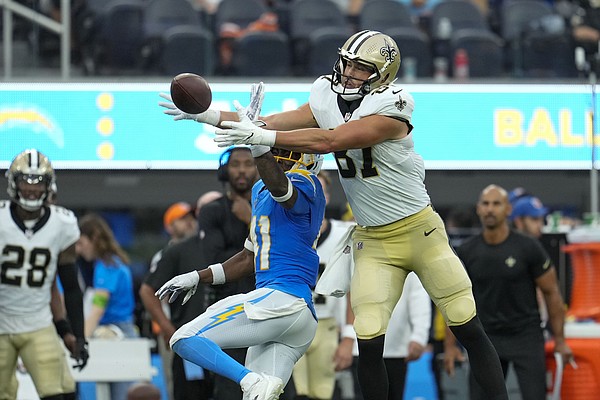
[170,73,212,114]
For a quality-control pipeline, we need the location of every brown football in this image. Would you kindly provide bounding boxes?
[170,73,212,114]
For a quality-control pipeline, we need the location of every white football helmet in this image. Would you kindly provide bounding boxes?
[272,149,323,175]
[332,30,401,100]
[6,149,55,211]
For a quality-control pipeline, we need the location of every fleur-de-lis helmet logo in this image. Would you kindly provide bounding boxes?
[380,39,398,64]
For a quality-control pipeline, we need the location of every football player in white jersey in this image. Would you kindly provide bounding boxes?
[160,29,509,400]
[0,149,88,400]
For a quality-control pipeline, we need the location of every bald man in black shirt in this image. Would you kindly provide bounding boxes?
[444,184,572,400]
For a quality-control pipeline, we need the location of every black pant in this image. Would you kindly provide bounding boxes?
[469,327,546,400]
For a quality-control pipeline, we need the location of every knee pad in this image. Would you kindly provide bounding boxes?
[441,289,476,326]
[353,304,385,339]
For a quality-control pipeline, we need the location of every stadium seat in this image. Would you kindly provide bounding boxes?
[160,26,215,77]
[359,0,415,32]
[288,0,348,75]
[500,0,571,76]
[430,0,489,38]
[307,26,354,77]
[141,0,204,73]
[213,0,266,34]
[386,27,433,78]
[143,0,202,39]
[429,0,490,62]
[450,29,504,77]
[81,0,145,75]
[231,31,291,76]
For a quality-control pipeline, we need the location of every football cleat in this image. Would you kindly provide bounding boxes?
[241,372,284,400]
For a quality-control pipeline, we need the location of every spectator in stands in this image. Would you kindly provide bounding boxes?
[77,213,139,400]
[571,0,600,57]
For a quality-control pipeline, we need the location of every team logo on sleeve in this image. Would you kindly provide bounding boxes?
[395,96,407,112]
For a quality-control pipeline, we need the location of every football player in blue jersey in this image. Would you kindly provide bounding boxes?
[156,143,326,400]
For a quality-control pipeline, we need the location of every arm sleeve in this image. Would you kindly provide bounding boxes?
[57,263,85,338]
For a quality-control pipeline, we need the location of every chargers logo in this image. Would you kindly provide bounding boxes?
[0,106,64,147]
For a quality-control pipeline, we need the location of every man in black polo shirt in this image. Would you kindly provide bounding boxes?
[444,184,572,400]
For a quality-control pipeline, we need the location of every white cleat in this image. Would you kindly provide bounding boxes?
[241,372,284,400]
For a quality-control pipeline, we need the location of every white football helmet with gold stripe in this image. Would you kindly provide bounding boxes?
[332,30,401,100]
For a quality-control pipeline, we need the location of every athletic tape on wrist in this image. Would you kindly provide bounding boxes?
[342,324,356,340]
[208,263,226,285]
[271,179,293,203]
[244,238,255,252]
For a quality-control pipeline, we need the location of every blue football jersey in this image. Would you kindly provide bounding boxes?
[250,169,326,318]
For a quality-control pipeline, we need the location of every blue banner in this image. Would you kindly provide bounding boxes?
[0,82,597,170]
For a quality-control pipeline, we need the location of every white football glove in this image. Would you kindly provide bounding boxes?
[244,82,265,122]
[155,270,199,305]
[215,101,276,148]
[158,93,220,126]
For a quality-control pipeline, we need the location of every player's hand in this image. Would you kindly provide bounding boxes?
[333,337,354,371]
[159,93,196,121]
[406,341,425,362]
[159,93,220,126]
[242,82,265,122]
[215,102,276,147]
[72,338,89,371]
[62,332,78,355]
[443,343,465,377]
[155,271,199,305]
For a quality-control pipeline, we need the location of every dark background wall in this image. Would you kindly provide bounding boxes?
[18,168,592,214]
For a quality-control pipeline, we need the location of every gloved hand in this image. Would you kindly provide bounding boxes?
[155,270,199,305]
[71,338,89,371]
[158,93,220,126]
[243,82,265,122]
[215,102,276,148]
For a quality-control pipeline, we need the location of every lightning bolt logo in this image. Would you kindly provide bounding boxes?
[199,290,275,332]
[205,304,245,330]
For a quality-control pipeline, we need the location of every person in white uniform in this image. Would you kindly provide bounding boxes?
[159,29,508,400]
[0,149,88,400]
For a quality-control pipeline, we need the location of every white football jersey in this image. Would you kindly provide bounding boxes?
[0,201,80,334]
[313,219,355,321]
[309,76,431,226]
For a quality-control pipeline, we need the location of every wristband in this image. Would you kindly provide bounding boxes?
[208,263,226,285]
[271,178,294,203]
[54,319,74,338]
[244,238,255,252]
[195,109,220,126]
[341,324,356,340]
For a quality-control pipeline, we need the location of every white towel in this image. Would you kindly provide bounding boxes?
[315,223,356,297]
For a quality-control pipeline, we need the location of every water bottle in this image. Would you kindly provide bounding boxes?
[453,48,469,80]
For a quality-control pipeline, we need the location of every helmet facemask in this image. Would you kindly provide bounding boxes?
[271,149,323,175]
